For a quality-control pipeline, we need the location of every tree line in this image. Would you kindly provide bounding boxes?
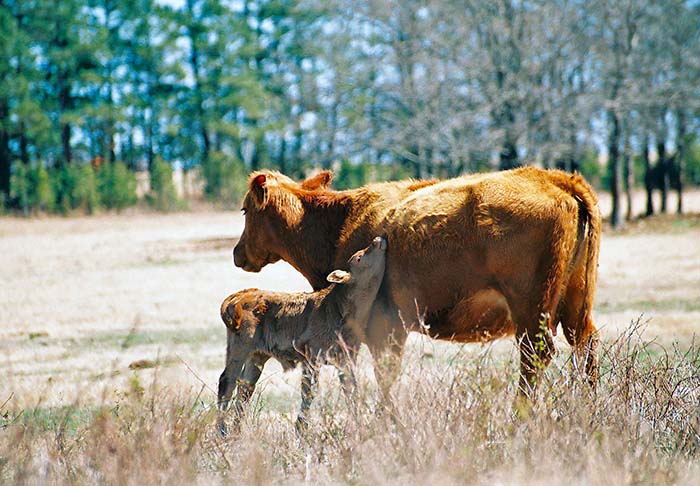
[1,0,699,225]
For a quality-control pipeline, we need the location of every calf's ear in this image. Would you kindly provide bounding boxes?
[233,303,244,329]
[301,170,333,190]
[250,173,269,208]
[222,301,244,331]
[327,269,352,284]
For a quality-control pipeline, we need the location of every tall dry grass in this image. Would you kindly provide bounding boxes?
[1,321,699,485]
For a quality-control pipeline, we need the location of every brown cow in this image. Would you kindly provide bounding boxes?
[218,236,387,434]
[233,167,601,397]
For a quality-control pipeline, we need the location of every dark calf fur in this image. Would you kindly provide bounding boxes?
[218,236,387,435]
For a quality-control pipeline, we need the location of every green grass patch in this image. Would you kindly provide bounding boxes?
[597,298,700,313]
[8,405,109,435]
[81,327,221,349]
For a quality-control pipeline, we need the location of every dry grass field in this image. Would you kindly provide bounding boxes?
[1,190,699,484]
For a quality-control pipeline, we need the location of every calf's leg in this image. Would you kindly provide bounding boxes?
[296,362,319,433]
[217,358,245,436]
[229,354,269,433]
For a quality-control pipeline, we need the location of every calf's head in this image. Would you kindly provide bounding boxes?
[327,236,387,300]
[233,170,333,272]
[220,294,265,364]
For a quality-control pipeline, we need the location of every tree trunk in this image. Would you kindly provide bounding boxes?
[146,113,155,186]
[291,122,303,175]
[61,122,72,166]
[59,77,72,166]
[623,123,633,221]
[642,133,653,216]
[657,137,668,213]
[499,138,519,171]
[278,136,287,174]
[608,109,623,228]
[19,122,29,164]
[0,128,10,204]
[251,132,264,172]
[0,96,10,201]
[676,108,686,214]
[186,0,210,169]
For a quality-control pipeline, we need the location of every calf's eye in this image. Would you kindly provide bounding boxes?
[241,208,247,215]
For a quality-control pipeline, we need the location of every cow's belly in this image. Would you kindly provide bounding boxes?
[427,288,515,342]
[381,256,514,343]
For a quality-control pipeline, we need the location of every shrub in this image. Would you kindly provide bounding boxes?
[10,162,56,214]
[579,149,604,190]
[201,151,247,205]
[53,164,77,213]
[98,162,138,211]
[684,138,700,186]
[50,164,102,214]
[10,161,31,214]
[335,159,370,190]
[72,164,100,214]
[146,158,182,212]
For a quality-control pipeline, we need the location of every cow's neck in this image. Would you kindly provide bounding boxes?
[284,192,353,290]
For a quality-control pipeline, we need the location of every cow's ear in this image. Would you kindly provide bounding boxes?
[326,269,351,284]
[249,173,269,208]
[301,170,333,190]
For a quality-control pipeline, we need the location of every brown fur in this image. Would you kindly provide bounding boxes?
[233,167,602,394]
[219,237,387,434]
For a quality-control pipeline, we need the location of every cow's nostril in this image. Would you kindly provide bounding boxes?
[233,245,246,267]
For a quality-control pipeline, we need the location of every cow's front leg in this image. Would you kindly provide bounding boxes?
[337,364,357,401]
[366,331,407,405]
[296,362,318,433]
[364,298,403,398]
[332,335,360,403]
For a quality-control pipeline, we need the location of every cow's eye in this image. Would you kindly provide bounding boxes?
[241,207,247,215]
[355,255,361,263]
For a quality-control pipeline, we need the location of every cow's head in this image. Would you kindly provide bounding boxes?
[327,236,387,291]
[233,170,333,272]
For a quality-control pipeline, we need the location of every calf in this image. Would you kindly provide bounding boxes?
[217,236,387,434]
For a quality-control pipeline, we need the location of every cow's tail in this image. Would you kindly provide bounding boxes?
[552,171,601,328]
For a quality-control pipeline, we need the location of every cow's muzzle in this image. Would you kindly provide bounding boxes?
[233,243,248,268]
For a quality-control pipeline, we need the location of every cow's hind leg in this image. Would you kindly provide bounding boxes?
[508,214,577,398]
[515,310,556,399]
